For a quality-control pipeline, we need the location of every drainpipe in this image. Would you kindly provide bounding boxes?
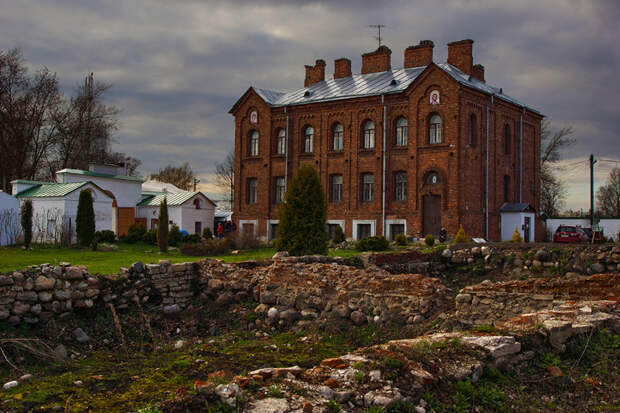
[485,96,492,240]
[284,106,289,188]
[381,95,387,238]
[519,107,524,203]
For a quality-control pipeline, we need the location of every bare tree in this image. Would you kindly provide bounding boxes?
[540,119,575,216]
[0,210,21,245]
[105,152,142,176]
[0,48,61,190]
[150,162,195,191]
[214,150,234,209]
[596,167,620,217]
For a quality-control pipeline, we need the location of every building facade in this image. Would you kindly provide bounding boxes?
[230,39,544,241]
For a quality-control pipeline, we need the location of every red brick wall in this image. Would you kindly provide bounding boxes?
[232,65,542,241]
[361,46,392,75]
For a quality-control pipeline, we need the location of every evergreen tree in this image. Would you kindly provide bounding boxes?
[275,164,328,256]
[21,200,33,248]
[454,225,469,243]
[76,190,95,247]
[157,197,169,252]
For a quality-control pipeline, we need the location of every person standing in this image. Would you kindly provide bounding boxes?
[217,223,224,239]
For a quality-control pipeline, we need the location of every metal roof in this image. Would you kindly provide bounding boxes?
[499,202,536,212]
[137,191,215,207]
[56,168,144,182]
[16,182,91,198]
[249,63,541,115]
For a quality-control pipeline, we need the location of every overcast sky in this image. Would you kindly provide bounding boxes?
[1,0,619,211]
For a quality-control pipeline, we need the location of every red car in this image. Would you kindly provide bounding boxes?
[553,226,589,243]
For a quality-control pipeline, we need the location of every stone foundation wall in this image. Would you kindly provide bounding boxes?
[455,273,620,325]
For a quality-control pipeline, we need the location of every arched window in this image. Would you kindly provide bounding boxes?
[395,117,407,146]
[249,130,259,156]
[468,114,476,147]
[425,171,441,186]
[394,171,407,201]
[193,198,201,209]
[362,120,375,149]
[276,129,286,155]
[303,126,314,153]
[504,124,511,155]
[332,123,343,151]
[429,115,442,144]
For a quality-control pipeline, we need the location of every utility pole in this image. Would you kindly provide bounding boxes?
[590,154,596,226]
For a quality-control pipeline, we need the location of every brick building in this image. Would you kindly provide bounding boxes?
[229,39,543,241]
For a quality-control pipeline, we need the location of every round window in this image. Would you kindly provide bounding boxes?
[425,172,441,185]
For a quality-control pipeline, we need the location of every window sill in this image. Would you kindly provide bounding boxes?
[327,151,344,156]
[242,155,262,161]
[391,146,408,151]
[271,154,286,158]
[418,144,450,150]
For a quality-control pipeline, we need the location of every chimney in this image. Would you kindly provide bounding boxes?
[361,45,392,75]
[447,39,474,75]
[304,59,326,87]
[334,58,351,79]
[471,64,485,83]
[404,40,434,68]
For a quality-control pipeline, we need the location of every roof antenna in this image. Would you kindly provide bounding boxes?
[368,24,385,48]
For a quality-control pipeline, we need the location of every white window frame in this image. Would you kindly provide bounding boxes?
[276,129,286,155]
[386,219,407,241]
[362,120,375,149]
[267,219,279,240]
[429,115,442,144]
[395,117,407,146]
[332,123,343,151]
[352,219,376,240]
[239,219,258,237]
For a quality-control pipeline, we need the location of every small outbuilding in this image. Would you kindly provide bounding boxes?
[500,203,536,242]
[0,190,20,246]
[135,191,215,235]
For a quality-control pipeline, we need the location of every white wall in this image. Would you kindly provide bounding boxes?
[501,212,535,242]
[545,218,591,237]
[58,173,141,208]
[0,192,20,246]
[179,195,214,235]
[135,206,159,230]
[600,219,620,241]
[64,185,114,234]
[352,219,376,240]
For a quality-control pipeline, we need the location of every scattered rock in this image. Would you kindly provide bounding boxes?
[3,381,18,390]
[73,328,90,343]
[163,304,182,315]
[248,397,290,413]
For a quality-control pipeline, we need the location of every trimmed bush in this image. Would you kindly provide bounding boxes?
[142,230,157,245]
[276,164,328,256]
[510,227,523,243]
[169,224,182,247]
[202,227,213,240]
[121,223,147,244]
[182,233,201,244]
[21,200,33,248]
[424,234,435,247]
[355,236,390,251]
[76,190,95,247]
[332,225,345,244]
[179,239,232,256]
[454,225,469,244]
[94,230,116,243]
[394,233,408,246]
[157,197,169,252]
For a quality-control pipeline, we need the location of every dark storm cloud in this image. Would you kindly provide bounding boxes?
[1,0,618,207]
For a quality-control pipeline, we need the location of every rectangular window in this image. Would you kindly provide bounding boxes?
[151,219,158,230]
[394,172,407,201]
[396,125,407,146]
[357,224,371,239]
[242,223,254,235]
[195,221,202,235]
[276,130,286,155]
[247,178,258,204]
[330,174,343,203]
[327,224,341,239]
[390,224,405,241]
[274,177,285,204]
[364,129,375,149]
[250,131,259,156]
[269,223,278,240]
[361,173,374,202]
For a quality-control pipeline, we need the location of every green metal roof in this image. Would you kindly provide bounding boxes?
[137,192,208,207]
[11,179,54,185]
[15,182,90,198]
[56,168,144,182]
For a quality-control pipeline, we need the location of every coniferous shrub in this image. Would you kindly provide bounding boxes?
[424,234,435,247]
[355,236,390,251]
[454,225,469,244]
[76,190,95,247]
[142,230,157,245]
[394,233,408,246]
[332,225,345,244]
[510,227,523,243]
[157,197,169,252]
[275,164,328,256]
[94,230,116,243]
[202,227,213,240]
[169,224,182,247]
[21,200,33,248]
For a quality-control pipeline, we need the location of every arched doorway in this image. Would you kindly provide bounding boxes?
[422,171,442,236]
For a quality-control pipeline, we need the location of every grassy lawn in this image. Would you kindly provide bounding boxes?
[0,243,361,275]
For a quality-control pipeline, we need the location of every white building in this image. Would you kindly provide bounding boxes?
[0,191,20,246]
[135,191,216,235]
[11,181,113,244]
[500,203,536,242]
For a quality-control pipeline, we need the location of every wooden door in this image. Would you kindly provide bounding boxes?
[423,195,441,236]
